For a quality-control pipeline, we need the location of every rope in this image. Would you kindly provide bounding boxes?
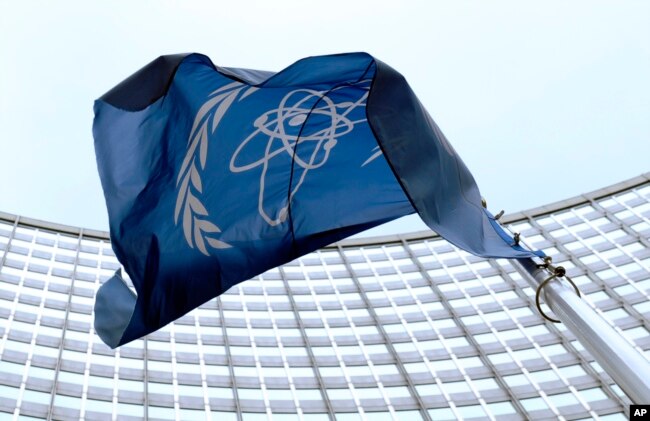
[535,257,581,323]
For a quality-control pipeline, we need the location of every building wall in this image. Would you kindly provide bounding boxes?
[1,174,649,421]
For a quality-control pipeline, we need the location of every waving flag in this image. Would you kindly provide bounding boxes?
[93,53,542,348]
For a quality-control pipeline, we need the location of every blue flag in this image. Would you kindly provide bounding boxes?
[93,53,542,348]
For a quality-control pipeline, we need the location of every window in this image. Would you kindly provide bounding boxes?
[295,389,322,401]
[149,405,175,420]
[547,392,580,408]
[85,398,114,414]
[427,407,456,420]
[578,387,608,402]
[22,389,51,405]
[207,387,233,399]
[383,386,411,399]
[58,370,85,385]
[487,401,516,416]
[354,387,383,399]
[327,388,353,400]
[456,404,486,419]
[54,394,82,409]
[117,402,145,417]
[238,388,264,400]
[520,396,548,412]
[442,381,471,394]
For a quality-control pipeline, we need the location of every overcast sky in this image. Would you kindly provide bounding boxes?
[0,1,648,237]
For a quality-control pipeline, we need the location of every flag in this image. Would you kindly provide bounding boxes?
[93,53,543,348]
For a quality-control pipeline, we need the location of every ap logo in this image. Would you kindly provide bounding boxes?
[632,405,650,419]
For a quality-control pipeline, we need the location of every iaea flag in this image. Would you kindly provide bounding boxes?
[93,53,542,348]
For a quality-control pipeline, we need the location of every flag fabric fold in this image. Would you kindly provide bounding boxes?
[93,52,542,348]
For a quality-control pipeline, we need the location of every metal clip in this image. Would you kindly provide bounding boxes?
[535,264,581,323]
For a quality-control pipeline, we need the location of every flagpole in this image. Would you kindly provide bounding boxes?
[513,257,650,404]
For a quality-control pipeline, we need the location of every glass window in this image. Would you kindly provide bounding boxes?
[456,404,486,419]
[504,373,528,387]
[230,346,254,357]
[3,360,26,376]
[177,362,201,375]
[557,364,587,379]
[283,347,308,357]
[487,401,516,416]
[578,387,608,402]
[85,398,114,414]
[33,344,59,358]
[149,405,176,420]
[148,360,172,372]
[393,342,417,353]
[28,365,55,381]
[294,389,322,401]
[262,367,286,378]
[54,394,82,409]
[115,378,141,392]
[289,367,314,378]
[473,333,497,344]
[624,326,650,340]
[457,356,483,369]
[22,388,51,405]
[339,346,361,355]
[207,387,234,399]
[383,386,411,399]
[520,396,548,412]
[210,411,238,421]
[233,366,258,377]
[335,414,363,421]
[327,388,353,400]
[417,340,444,351]
[547,391,580,407]
[472,378,499,391]
[427,407,456,420]
[149,382,175,395]
[354,325,379,335]
[238,388,264,400]
[119,356,144,370]
[346,365,372,377]
[177,408,207,420]
[394,411,424,421]
[365,344,389,355]
[512,348,541,361]
[358,412,392,421]
[530,369,560,384]
[117,402,145,417]
[445,337,469,348]
[374,364,399,376]
[415,384,441,396]
[177,384,204,398]
[256,347,281,357]
[302,415,329,421]
[442,381,471,394]
[266,412,300,421]
[204,364,230,376]
[355,387,382,399]
[58,370,85,385]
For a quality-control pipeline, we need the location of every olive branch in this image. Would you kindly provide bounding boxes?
[174,81,249,256]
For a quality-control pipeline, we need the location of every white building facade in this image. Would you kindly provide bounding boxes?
[1,174,649,421]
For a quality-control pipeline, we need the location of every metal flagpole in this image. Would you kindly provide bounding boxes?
[513,257,650,404]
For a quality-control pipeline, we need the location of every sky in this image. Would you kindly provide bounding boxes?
[0,0,648,237]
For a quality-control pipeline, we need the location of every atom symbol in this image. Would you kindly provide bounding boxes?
[229,82,371,226]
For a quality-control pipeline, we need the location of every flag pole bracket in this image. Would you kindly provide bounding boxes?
[535,256,582,323]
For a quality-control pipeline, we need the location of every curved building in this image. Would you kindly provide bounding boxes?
[1,174,649,421]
